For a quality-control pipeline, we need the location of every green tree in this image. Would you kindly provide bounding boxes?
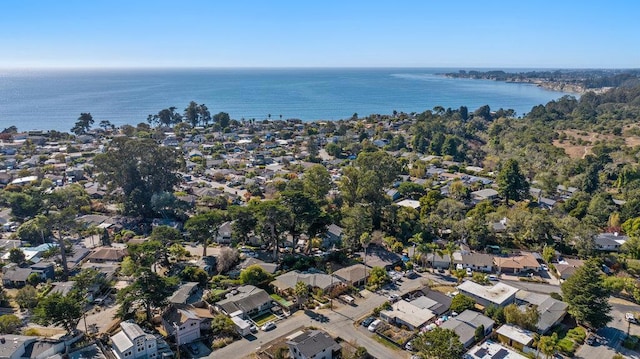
[561,258,612,329]
[503,303,540,331]
[413,327,464,359]
[72,268,107,295]
[71,112,94,135]
[294,281,309,308]
[0,314,22,334]
[303,164,332,202]
[497,159,529,204]
[239,264,273,285]
[538,333,559,359]
[180,266,209,285]
[450,294,475,313]
[213,112,231,129]
[8,248,25,264]
[367,267,390,289]
[14,286,38,309]
[93,137,182,216]
[211,314,236,336]
[185,210,225,257]
[281,190,322,252]
[542,246,555,263]
[33,291,84,334]
[254,200,291,260]
[229,206,257,246]
[341,205,373,252]
[117,269,177,322]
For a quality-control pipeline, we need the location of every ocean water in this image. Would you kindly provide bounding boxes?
[0,68,572,132]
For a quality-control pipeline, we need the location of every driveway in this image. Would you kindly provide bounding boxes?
[575,297,640,359]
[210,288,409,359]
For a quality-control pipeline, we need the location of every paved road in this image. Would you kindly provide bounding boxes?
[209,276,429,359]
[575,298,640,359]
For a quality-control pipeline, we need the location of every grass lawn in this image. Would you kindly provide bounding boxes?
[252,312,277,326]
[373,334,401,350]
[270,293,293,307]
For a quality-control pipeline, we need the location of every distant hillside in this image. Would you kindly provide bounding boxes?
[443,69,640,93]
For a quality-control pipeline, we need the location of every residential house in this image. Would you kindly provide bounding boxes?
[395,199,420,210]
[595,233,628,252]
[324,224,343,247]
[411,289,452,316]
[286,330,341,359]
[496,324,535,353]
[332,264,368,287]
[214,285,273,320]
[0,335,39,359]
[168,282,200,305]
[2,267,32,288]
[464,340,528,359]
[271,271,343,294]
[215,222,233,244]
[161,306,202,345]
[493,253,540,274]
[238,257,278,275]
[86,247,127,263]
[515,290,568,334]
[457,281,518,308]
[111,321,158,359]
[379,300,436,330]
[471,188,499,202]
[360,245,402,270]
[424,253,451,270]
[554,258,584,280]
[459,253,494,273]
[440,310,494,348]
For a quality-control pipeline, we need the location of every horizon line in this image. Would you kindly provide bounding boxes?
[1,65,639,71]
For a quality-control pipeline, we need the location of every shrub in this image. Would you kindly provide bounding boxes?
[557,338,576,355]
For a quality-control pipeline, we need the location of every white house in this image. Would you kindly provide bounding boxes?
[457,281,518,308]
[161,306,202,345]
[111,321,158,359]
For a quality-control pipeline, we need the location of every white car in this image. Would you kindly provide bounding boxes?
[261,321,276,331]
[626,313,637,323]
[368,319,381,332]
[388,294,400,302]
[541,264,549,271]
[466,268,472,276]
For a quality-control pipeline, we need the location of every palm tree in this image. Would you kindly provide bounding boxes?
[445,241,458,270]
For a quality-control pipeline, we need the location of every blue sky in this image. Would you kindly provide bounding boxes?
[1,0,638,68]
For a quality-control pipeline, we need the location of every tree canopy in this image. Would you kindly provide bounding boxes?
[561,258,612,329]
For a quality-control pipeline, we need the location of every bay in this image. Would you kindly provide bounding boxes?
[0,68,572,132]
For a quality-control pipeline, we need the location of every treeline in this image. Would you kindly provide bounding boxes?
[444,69,640,89]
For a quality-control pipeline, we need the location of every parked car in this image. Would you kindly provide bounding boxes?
[250,324,258,333]
[586,334,596,345]
[405,341,414,351]
[466,268,472,277]
[368,319,382,332]
[488,275,498,281]
[541,264,549,271]
[626,312,637,323]
[189,343,199,354]
[361,316,375,327]
[261,322,276,331]
[404,270,416,279]
[388,294,400,302]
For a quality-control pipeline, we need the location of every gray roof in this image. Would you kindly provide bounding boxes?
[286,330,340,358]
[3,267,32,282]
[440,310,494,347]
[272,271,342,291]
[216,285,271,315]
[0,335,37,358]
[461,253,494,267]
[333,264,367,283]
[169,282,199,304]
[420,289,452,315]
[516,290,568,333]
